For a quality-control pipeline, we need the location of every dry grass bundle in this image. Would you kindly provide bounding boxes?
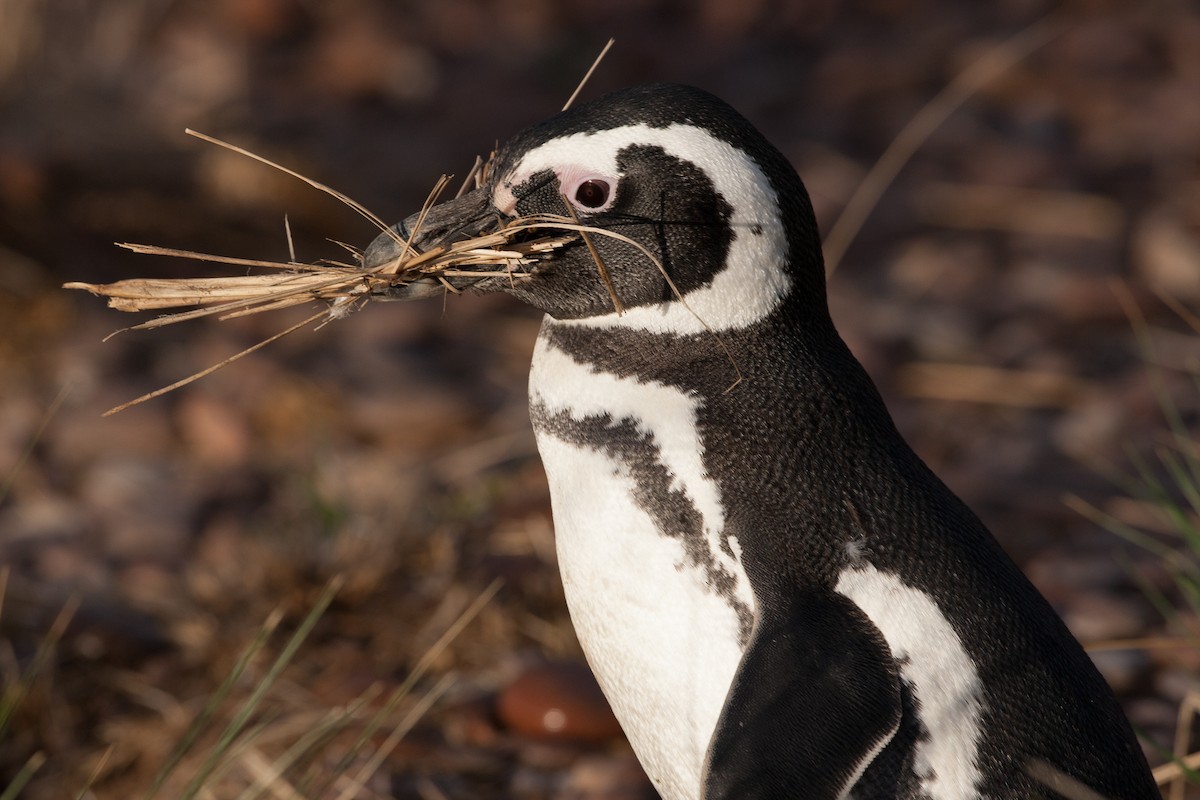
[62,132,583,414]
[64,41,621,418]
[63,133,580,329]
[65,219,576,323]
[61,41,736,415]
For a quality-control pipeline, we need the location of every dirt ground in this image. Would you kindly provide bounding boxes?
[1,1,1199,797]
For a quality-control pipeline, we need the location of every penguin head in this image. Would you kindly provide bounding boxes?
[363,84,827,334]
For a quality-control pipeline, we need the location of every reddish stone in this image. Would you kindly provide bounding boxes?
[497,660,623,743]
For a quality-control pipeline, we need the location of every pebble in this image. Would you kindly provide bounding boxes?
[1134,208,1200,301]
[1023,548,1131,596]
[556,753,657,800]
[176,392,250,467]
[1087,648,1150,694]
[1125,696,1181,745]
[0,494,87,545]
[79,457,191,560]
[497,660,623,743]
[1057,590,1150,643]
[1155,666,1200,705]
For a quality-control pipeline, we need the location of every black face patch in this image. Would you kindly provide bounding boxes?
[612,144,735,301]
[531,402,754,644]
[510,168,567,215]
[501,145,734,320]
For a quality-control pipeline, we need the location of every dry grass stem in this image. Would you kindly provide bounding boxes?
[915,182,1124,240]
[63,128,583,413]
[1026,758,1111,800]
[897,362,1091,408]
[333,674,456,800]
[101,310,330,417]
[1153,749,1200,787]
[1167,691,1200,799]
[559,194,624,314]
[1154,287,1200,339]
[563,37,615,111]
[456,154,487,198]
[67,224,576,326]
[65,159,580,415]
[184,130,396,240]
[822,13,1063,274]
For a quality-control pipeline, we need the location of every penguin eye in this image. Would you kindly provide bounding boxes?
[559,170,616,213]
[574,179,610,209]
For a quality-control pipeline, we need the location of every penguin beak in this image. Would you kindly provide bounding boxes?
[362,187,506,301]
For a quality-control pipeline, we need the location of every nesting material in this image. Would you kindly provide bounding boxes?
[61,131,587,414]
[64,224,577,329]
[64,130,579,331]
[63,85,675,415]
[62,213,578,415]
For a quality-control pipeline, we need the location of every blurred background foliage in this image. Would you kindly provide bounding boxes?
[0,0,1198,797]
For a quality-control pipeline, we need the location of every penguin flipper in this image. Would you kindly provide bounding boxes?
[702,588,901,800]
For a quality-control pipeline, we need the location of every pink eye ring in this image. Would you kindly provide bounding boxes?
[560,169,616,213]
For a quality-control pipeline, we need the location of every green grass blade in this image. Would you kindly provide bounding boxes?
[311,579,500,798]
[179,575,344,799]
[0,752,46,800]
[0,596,78,741]
[333,673,457,800]
[0,384,70,508]
[1158,447,1200,528]
[145,607,285,799]
[237,688,380,800]
[1065,495,1179,561]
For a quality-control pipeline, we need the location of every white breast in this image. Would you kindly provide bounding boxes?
[530,328,756,800]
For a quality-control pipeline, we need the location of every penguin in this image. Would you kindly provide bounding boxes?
[361,84,1160,799]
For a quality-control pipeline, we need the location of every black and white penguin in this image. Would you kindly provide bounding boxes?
[362,84,1159,799]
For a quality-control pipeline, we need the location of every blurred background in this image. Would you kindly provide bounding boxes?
[1,0,1198,797]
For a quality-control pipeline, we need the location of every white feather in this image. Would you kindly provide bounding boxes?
[531,331,755,799]
[836,565,985,799]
